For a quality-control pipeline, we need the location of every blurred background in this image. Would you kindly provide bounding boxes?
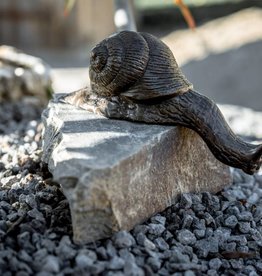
[0,0,261,110]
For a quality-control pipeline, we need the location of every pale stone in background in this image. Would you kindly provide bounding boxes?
[0,46,52,105]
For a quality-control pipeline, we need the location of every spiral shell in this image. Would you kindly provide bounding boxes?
[89,31,193,101]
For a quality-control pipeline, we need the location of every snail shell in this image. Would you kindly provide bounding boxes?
[89,31,193,100]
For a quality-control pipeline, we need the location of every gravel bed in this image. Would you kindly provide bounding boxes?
[0,102,261,276]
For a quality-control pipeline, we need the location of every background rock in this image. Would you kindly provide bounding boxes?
[0,45,52,105]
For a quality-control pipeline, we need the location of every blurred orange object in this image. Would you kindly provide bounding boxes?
[63,0,76,17]
[174,0,196,29]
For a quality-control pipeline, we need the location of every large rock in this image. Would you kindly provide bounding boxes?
[42,96,232,244]
[0,45,52,105]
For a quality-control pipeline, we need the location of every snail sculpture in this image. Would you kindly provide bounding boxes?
[62,31,262,175]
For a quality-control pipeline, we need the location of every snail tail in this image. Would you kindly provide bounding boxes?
[168,90,262,175]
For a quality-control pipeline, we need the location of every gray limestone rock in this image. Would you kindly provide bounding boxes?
[0,46,52,105]
[42,96,231,244]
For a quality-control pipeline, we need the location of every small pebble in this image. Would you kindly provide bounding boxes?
[147,256,161,272]
[180,193,193,209]
[247,193,259,204]
[182,214,194,228]
[42,256,60,273]
[107,256,125,270]
[238,222,251,233]
[230,259,244,270]
[106,241,117,258]
[151,215,166,225]
[209,258,222,270]
[237,211,253,221]
[154,237,169,251]
[148,223,166,236]
[228,235,247,246]
[193,229,206,239]
[75,253,94,268]
[184,271,196,276]
[124,260,144,276]
[222,242,237,252]
[136,233,156,250]
[113,230,135,248]
[177,229,196,245]
[224,215,238,228]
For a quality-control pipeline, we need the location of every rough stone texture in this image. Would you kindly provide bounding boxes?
[42,96,232,244]
[0,45,52,105]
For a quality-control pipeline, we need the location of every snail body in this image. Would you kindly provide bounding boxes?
[63,31,262,175]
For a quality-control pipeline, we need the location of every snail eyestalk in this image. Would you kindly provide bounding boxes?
[62,31,262,175]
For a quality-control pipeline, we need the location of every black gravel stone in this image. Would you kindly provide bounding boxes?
[124,260,144,276]
[150,214,166,225]
[176,229,196,245]
[194,237,219,257]
[113,230,136,248]
[193,229,206,239]
[227,235,247,246]
[106,241,117,258]
[237,211,253,221]
[147,256,162,272]
[147,223,166,236]
[180,193,193,209]
[154,237,169,251]
[136,233,156,250]
[96,246,108,260]
[238,221,251,233]
[209,258,222,270]
[222,242,237,252]
[118,248,135,262]
[224,215,238,228]
[42,255,60,273]
[107,256,125,270]
[182,214,194,228]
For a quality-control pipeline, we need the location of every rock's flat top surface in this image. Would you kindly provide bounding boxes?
[42,97,173,173]
[42,97,231,243]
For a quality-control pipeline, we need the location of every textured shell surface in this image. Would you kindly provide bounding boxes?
[89,31,193,101]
